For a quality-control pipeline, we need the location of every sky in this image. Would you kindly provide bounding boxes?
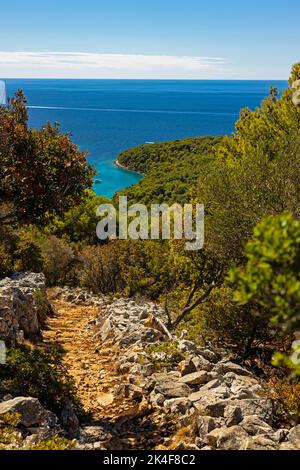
[0,0,299,79]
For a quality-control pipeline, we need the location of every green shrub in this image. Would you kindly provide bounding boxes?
[34,289,53,325]
[0,412,22,450]
[41,235,75,286]
[145,341,185,370]
[0,345,83,418]
[41,190,109,246]
[177,286,273,357]
[29,436,76,450]
[14,226,44,272]
[14,226,76,286]
[229,214,300,332]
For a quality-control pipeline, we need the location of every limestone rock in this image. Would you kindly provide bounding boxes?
[287,425,300,449]
[214,361,253,377]
[61,399,80,438]
[239,415,274,436]
[179,371,213,386]
[224,405,243,426]
[244,434,278,450]
[154,381,191,398]
[164,398,192,415]
[80,426,112,445]
[191,355,213,372]
[178,357,197,376]
[197,416,223,439]
[0,272,50,343]
[207,425,250,450]
[0,397,57,429]
[226,398,275,426]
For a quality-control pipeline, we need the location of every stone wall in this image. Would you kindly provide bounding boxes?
[0,272,51,343]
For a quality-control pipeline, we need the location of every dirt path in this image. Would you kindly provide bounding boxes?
[43,296,138,421]
[43,294,170,449]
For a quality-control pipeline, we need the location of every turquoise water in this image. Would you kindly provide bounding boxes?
[5,79,287,198]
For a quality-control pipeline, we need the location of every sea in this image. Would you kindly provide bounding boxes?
[5,79,287,198]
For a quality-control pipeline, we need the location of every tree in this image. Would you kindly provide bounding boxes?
[229,214,300,332]
[0,91,95,222]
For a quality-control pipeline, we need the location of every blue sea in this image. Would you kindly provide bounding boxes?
[5,79,287,198]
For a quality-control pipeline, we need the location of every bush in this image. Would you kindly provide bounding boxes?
[0,412,22,450]
[13,226,44,273]
[229,214,300,332]
[14,227,76,286]
[145,341,185,370]
[0,91,95,222]
[177,286,273,357]
[29,436,76,450]
[263,376,300,423]
[42,190,109,246]
[41,235,75,286]
[79,243,124,294]
[0,345,83,418]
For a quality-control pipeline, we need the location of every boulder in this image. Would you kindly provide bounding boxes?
[164,398,192,415]
[179,371,213,386]
[200,378,224,392]
[197,416,223,439]
[207,425,250,450]
[0,273,50,343]
[226,398,275,426]
[214,361,253,377]
[79,426,112,445]
[244,434,278,450]
[178,357,197,376]
[149,391,165,406]
[239,415,274,436]
[0,397,57,429]
[224,405,243,426]
[61,399,80,438]
[197,348,220,363]
[287,425,300,449]
[191,355,213,372]
[155,381,191,398]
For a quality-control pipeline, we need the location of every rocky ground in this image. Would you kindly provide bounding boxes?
[1,275,300,450]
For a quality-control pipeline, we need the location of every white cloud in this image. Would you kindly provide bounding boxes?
[0,51,229,78]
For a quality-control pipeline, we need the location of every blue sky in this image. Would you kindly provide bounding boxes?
[0,0,299,79]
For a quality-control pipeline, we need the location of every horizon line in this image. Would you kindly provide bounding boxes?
[1,77,289,81]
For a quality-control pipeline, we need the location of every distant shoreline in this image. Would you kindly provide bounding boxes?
[114,159,144,176]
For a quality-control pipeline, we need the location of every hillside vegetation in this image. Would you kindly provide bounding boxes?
[1,63,300,433]
[117,136,221,205]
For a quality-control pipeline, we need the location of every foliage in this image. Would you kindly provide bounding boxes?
[229,214,300,332]
[273,340,300,377]
[199,138,300,265]
[0,412,22,450]
[0,90,95,222]
[34,289,53,325]
[28,436,76,450]
[145,340,185,370]
[289,62,300,85]
[196,66,300,265]
[14,226,76,286]
[0,412,75,450]
[117,136,220,205]
[0,345,83,417]
[264,376,300,419]
[41,190,109,246]
[176,285,273,356]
